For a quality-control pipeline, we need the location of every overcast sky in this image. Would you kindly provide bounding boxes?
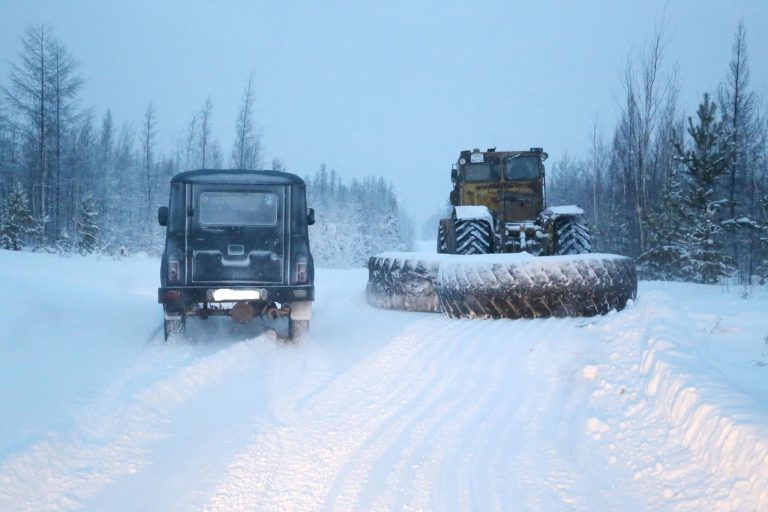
[1,0,767,226]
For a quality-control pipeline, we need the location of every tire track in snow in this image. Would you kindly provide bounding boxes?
[323,321,475,510]
[383,318,545,512]
[452,317,586,511]
[0,337,274,512]
[326,318,495,511]
[373,317,563,512]
[200,317,481,511]
[484,319,586,510]
[200,316,597,511]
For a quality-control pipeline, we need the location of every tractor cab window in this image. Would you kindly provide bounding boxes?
[504,156,540,180]
[463,162,499,182]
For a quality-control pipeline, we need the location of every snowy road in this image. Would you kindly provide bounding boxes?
[1,251,767,511]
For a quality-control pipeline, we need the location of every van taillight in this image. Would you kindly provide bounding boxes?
[168,259,180,283]
[296,256,307,284]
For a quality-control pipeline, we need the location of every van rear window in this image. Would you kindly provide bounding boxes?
[198,192,278,226]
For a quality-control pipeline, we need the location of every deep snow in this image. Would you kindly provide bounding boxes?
[0,249,767,511]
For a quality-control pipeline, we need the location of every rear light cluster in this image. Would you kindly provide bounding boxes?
[295,255,308,284]
[168,259,181,283]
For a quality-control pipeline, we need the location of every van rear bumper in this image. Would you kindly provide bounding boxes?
[159,284,314,312]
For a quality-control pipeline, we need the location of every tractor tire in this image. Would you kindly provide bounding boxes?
[455,219,493,255]
[437,223,447,254]
[436,255,636,319]
[366,254,441,313]
[553,215,590,255]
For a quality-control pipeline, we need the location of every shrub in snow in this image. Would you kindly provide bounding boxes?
[77,195,100,254]
[0,183,34,251]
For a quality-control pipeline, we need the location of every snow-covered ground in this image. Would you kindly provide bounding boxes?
[1,249,767,511]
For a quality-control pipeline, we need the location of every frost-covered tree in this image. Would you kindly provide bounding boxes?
[674,93,735,283]
[178,110,198,171]
[76,194,98,254]
[3,25,83,242]
[0,182,34,250]
[306,166,412,267]
[609,25,677,257]
[198,96,214,169]
[56,227,72,254]
[48,38,83,237]
[231,74,260,169]
[97,109,114,221]
[717,22,765,283]
[141,102,158,249]
[637,165,694,280]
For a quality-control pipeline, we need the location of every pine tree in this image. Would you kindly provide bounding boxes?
[56,227,72,254]
[717,22,764,283]
[637,166,687,279]
[674,93,735,283]
[0,183,34,250]
[76,194,99,254]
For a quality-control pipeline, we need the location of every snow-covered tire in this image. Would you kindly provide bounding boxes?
[455,219,493,255]
[366,255,441,313]
[436,255,636,319]
[553,215,590,255]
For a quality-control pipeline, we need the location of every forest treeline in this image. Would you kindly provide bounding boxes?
[305,164,413,267]
[547,23,767,284]
[2,23,767,280]
[0,25,413,265]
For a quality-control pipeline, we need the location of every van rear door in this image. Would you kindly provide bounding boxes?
[188,184,287,285]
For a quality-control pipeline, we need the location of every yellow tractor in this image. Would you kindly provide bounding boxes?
[438,148,589,255]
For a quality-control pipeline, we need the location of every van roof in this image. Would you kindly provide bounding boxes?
[172,169,305,186]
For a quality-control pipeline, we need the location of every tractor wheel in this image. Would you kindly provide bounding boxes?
[436,255,636,319]
[455,219,493,255]
[437,223,447,253]
[553,216,590,255]
[366,255,441,313]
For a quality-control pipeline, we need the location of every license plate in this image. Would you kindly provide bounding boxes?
[210,288,261,301]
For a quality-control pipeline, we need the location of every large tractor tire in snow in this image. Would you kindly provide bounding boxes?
[436,254,636,319]
[366,254,441,313]
[455,219,493,255]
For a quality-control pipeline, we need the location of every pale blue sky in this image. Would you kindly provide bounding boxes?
[1,0,767,223]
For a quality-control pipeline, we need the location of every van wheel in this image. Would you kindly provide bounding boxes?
[164,315,186,341]
[289,319,309,340]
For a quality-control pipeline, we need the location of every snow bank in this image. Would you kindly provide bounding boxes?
[641,336,768,507]
[584,282,768,509]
